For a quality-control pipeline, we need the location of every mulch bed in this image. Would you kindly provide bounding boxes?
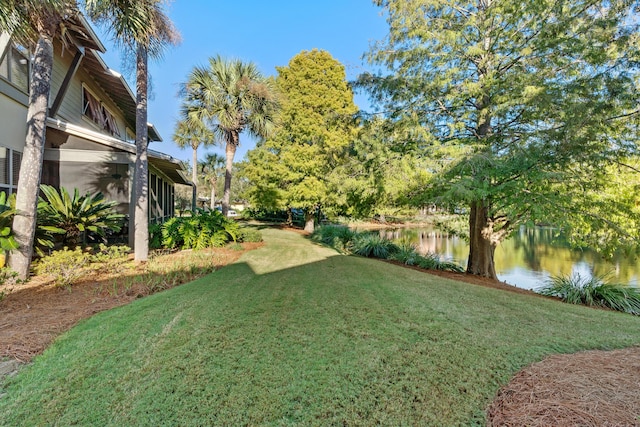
[487,347,640,426]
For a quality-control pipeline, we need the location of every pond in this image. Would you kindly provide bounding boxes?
[375,226,640,290]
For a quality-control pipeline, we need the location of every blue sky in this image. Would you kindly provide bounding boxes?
[93,0,389,164]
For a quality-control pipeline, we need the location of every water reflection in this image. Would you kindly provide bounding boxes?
[373,226,639,290]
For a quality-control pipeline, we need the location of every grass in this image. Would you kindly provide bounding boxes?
[1,228,639,425]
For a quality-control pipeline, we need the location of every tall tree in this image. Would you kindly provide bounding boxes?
[173,119,214,211]
[4,0,76,278]
[245,49,358,232]
[85,0,180,262]
[361,0,640,278]
[180,55,279,216]
[198,153,225,210]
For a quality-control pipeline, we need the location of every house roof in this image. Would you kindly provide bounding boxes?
[70,14,162,142]
[47,118,189,185]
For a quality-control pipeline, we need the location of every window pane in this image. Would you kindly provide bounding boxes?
[10,46,28,92]
[12,150,21,186]
[0,148,8,185]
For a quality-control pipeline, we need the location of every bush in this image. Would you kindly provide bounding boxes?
[161,210,239,250]
[351,233,400,259]
[237,227,263,243]
[390,243,421,266]
[35,247,92,287]
[0,192,18,252]
[37,185,125,249]
[311,225,355,253]
[538,273,640,315]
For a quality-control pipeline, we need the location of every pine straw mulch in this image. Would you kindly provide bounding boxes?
[487,347,640,426]
[0,242,262,363]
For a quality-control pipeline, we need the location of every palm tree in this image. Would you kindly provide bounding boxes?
[84,0,180,262]
[3,0,76,278]
[181,56,279,216]
[198,153,225,210]
[173,119,214,211]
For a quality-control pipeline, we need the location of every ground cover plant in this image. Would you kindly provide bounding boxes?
[1,228,638,425]
[538,273,640,315]
[312,224,464,272]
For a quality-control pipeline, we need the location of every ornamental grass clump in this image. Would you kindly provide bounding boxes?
[538,273,640,315]
[310,225,355,253]
[351,233,400,259]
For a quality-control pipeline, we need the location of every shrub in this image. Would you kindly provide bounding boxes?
[161,210,239,250]
[0,192,18,252]
[37,185,125,249]
[390,243,421,266]
[35,247,92,287]
[351,233,399,259]
[237,227,263,243]
[538,273,640,315]
[311,225,355,253]
[148,222,163,250]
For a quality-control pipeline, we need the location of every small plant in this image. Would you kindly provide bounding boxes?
[311,225,355,253]
[0,192,18,254]
[37,185,125,248]
[351,233,400,259]
[390,243,421,266]
[538,273,640,315]
[237,227,263,243]
[161,210,238,250]
[35,247,92,287]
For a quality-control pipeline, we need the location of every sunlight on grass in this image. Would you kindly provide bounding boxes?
[0,228,638,426]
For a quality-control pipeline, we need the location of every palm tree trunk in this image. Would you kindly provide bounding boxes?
[222,133,239,216]
[191,146,198,212]
[9,34,55,279]
[134,44,149,262]
[210,178,216,210]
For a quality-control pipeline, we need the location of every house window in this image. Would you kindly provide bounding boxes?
[82,87,121,137]
[0,146,22,194]
[0,37,30,93]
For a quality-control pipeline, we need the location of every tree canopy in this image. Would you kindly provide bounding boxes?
[360,0,640,278]
[244,49,358,232]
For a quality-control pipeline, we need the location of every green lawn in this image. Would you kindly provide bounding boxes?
[1,228,639,425]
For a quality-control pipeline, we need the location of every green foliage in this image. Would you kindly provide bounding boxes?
[310,225,355,253]
[351,233,400,259]
[243,50,358,225]
[161,210,238,250]
[390,241,465,272]
[37,185,125,249]
[538,274,640,315]
[390,242,422,266]
[35,247,92,287]
[362,0,640,275]
[0,192,18,251]
[236,227,263,243]
[3,228,640,425]
[148,222,163,250]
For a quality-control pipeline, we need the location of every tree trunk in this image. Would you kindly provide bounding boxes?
[466,200,497,279]
[222,133,239,216]
[191,146,198,212]
[210,179,216,210]
[134,45,149,262]
[304,210,315,233]
[9,34,54,279]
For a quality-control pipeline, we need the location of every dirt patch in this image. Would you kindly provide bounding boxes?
[487,347,640,426]
[0,242,262,363]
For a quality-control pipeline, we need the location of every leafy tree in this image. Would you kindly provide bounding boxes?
[361,0,640,278]
[3,0,77,278]
[85,0,180,262]
[180,56,279,216]
[173,119,214,211]
[245,50,358,232]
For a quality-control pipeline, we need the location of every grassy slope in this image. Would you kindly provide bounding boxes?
[1,228,639,426]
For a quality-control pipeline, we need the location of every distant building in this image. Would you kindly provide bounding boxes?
[0,14,190,247]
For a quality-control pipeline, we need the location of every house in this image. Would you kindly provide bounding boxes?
[0,14,190,247]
